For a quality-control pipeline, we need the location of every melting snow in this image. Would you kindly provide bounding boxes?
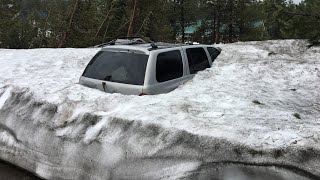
[0,40,320,179]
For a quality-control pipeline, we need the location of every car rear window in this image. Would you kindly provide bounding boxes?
[186,47,210,74]
[156,50,183,82]
[82,50,148,85]
[207,47,221,62]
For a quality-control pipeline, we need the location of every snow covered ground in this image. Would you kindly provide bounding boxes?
[0,40,319,179]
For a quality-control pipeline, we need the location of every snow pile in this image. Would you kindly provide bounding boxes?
[0,40,320,179]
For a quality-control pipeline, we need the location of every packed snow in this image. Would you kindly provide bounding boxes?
[0,40,319,179]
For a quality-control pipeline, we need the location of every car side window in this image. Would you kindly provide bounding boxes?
[186,47,210,74]
[156,50,183,82]
[207,47,221,62]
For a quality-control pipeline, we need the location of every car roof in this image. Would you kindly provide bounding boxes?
[101,43,217,54]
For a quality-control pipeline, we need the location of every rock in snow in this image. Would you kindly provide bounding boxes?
[0,40,319,179]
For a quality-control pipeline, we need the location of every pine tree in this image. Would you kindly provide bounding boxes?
[263,0,287,39]
[0,0,21,48]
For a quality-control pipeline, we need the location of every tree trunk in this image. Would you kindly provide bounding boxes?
[215,0,221,44]
[212,11,216,44]
[40,7,51,48]
[59,0,79,48]
[228,0,234,43]
[180,0,185,43]
[239,0,245,39]
[127,0,137,37]
[102,18,111,43]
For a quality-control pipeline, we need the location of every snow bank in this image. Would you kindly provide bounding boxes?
[0,40,320,179]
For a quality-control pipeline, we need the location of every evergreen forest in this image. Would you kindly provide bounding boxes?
[0,0,319,48]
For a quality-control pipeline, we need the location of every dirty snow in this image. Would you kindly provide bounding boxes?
[0,40,320,179]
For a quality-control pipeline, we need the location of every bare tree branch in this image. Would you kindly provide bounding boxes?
[95,1,115,38]
[59,0,79,48]
[137,11,152,34]
[283,11,320,19]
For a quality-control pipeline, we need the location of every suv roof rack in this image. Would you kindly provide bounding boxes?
[94,37,147,48]
[185,41,200,45]
[147,43,158,50]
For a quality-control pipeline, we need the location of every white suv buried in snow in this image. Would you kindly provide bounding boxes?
[79,43,221,95]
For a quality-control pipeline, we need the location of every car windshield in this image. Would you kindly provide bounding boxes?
[82,50,149,85]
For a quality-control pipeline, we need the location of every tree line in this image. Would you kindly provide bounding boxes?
[0,0,319,48]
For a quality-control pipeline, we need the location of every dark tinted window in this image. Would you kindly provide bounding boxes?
[207,47,221,62]
[156,50,183,82]
[186,48,210,74]
[82,50,148,85]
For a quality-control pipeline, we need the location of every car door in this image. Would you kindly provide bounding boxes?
[184,47,211,75]
[143,49,190,95]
